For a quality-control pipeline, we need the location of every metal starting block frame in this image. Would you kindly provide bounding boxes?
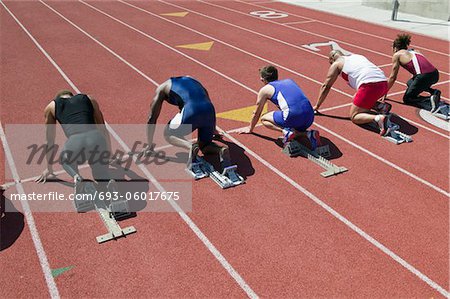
[382,123,413,144]
[95,200,136,244]
[74,182,136,244]
[186,157,245,189]
[282,140,347,177]
[433,104,450,120]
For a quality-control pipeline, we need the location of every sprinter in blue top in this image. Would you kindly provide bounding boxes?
[142,76,231,169]
[238,65,320,148]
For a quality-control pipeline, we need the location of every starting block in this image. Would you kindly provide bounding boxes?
[433,103,450,120]
[282,140,347,177]
[382,122,413,144]
[73,181,136,244]
[186,157,245,189]
[315,144,331,158]
[96,200,136,244]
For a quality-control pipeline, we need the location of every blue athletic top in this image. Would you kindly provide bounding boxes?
[168,76,211,110]
[268,79,312,120]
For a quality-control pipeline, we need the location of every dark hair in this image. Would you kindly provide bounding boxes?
[259,65,278,82]
[55,90,74,98]
[393,33,411,50]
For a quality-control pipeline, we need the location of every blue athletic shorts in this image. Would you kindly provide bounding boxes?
[166,103,216,144]
[273,109,314,132]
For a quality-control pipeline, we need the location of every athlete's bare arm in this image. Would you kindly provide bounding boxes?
[314,58,343,112]
[144,80,171,151]
[36,102,57,183]
[387,52,402,91]
[238,84,273,134]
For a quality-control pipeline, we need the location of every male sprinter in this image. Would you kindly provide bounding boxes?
[315,50,390,136]
[238,65,320,149]
[387,33,442,111]
[36,90,117,193]
[142,76,231,170]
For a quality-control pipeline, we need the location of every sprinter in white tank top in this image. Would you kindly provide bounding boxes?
[314,50,391,136]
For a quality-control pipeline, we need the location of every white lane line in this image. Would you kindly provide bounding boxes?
[39,3,450,296]
[319,102,352,112]
[0,2,61,298]
[435,80,450,87]
[82,0,449,195]
[16,2,258,297]
[281,20,315,25]
[237,0,450,58]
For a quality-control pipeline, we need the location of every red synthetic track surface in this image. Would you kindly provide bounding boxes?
[1,0,449,297]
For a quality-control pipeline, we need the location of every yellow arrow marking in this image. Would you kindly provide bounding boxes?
[176,41,214,51]
[216,104,268,123]
[160,12,189,17]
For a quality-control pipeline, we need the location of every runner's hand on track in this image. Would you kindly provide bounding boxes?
[236,126,252,134]
[136,144,156,159]
[213,128,225,140]
[35,169,56,184]
[313,105,320,114]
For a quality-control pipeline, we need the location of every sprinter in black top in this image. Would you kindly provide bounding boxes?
[36,90,115,192]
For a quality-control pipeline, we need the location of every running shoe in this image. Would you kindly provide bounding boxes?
[307,130,321,150]
[430,89,441,112]
[282,128,295,144]
[187,143,200,170]
[377,114,391,136]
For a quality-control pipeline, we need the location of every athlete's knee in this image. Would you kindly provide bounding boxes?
[219,144,229,155]
[60,150,73,164]
[260,113,273,124]
[349,110,359,123]
[403,89,419,102]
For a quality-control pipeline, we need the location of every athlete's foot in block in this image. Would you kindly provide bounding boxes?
[307,130,321,150]
[188,143,200,167]
[430,89,441,112]
[376,114,392,136]
[282,128,295,145]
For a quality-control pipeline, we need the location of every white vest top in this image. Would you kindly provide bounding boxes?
[341,54,387,89]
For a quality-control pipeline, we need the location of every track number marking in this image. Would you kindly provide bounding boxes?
[250,10,288,19]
